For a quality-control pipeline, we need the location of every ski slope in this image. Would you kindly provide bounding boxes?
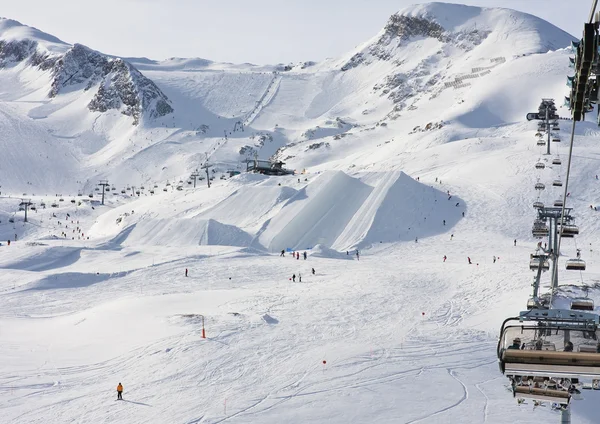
[1,3,600,423]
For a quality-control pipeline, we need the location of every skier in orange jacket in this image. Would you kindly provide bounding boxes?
[117,383,123,400]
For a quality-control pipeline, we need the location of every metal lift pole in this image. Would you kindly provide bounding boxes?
[546,106,551,155]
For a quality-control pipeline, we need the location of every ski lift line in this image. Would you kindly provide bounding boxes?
[552,119,577,302]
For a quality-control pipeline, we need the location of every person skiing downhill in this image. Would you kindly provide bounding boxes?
[443,255,447,262]
[356,250,360,261]
[299,273,302,282]
[303,251,307,260]
[185,268,188,277]
[468,257,472,264]
[280,249,285,257]
[493,256,496,264]
[117,383,123,400]
[292,274,296,282]
[312,268,315,275]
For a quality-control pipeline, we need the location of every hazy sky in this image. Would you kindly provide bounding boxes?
[2,0,590,64]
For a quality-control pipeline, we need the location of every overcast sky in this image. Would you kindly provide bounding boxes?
[2,0,590,64]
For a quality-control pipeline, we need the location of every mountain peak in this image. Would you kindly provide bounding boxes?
[0,17,69,54]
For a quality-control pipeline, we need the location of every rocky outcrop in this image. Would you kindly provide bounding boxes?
[0,38,173,124]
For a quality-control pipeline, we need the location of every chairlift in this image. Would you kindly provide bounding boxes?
[135,190,140,195]
[554,199,564,207]
[566,258,586,271]
[552,137,561,143]
[535,162,545,170]
[30,205,36,211]
[154,184,158,188]
[88,193,93,198]
[187,180,192,185]
[59,198,64,202]
[51,203,58,208]
[552,158,562,165]
[121,189,126,194]
[140,186,145,190]
[561,224,579,237]
[535,183,545,190]
[176,186,183,191]
[77,192,83,197]
[166,182,171,186]
[532,221,549,238]
[571,299,594,311]
[537,139,546,146]
[163,188,168,192]
[535,132,542,137]
[552,179,563,187]
[40,202,46,208]
[112,192,118,196]
[150,190,155,194]
[498,309,600,388]
[533,201,544,209]
[8,217,14,223]
[552,126,560,131]
[529,255,549,270]
[95,187,100,191]
[71,199,76,204]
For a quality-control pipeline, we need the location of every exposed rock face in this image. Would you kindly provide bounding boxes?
[0,39,173,124]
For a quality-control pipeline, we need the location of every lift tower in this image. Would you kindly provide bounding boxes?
[98,180,110,205]
[190,170,201,188]
[19,199,34,223]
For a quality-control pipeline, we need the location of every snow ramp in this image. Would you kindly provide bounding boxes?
[333,172,462,250]
[259,171,373,252]
[112,218,253,247]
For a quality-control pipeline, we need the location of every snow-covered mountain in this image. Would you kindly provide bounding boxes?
[3,3,600,423]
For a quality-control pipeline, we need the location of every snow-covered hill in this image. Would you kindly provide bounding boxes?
[2,3,600,423]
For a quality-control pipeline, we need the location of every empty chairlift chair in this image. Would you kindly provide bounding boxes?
[535,162,546,170]
[535,183,546,191]
[533,201,544,209]
[537,139,546,146]
[566,258,586,271]
[532,220,549,238]
[554,199,564,207]
[530,253,549,270]
[561,224,579,237]
[552,158,562,165]
[497,309,600,402]
[571,299,594,311]
[552,137,561,143]
[553,179,563,187]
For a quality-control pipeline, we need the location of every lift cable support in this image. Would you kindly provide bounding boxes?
[190,170,201,188]
[97,180,110,205]
[18,198,34,223]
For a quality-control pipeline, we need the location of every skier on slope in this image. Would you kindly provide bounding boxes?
[299,273,302,283]
[468,257,472,265]
[312,268,315,275]
[292,274,296,282]
[493,256,496,264]
[185,268,188,277]
[443,255,447,262]
[303,251,307,260]
[117,383,123,400]
[356,250,360,261]
[280,249,285,257]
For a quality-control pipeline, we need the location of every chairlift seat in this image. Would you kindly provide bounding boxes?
[513,387,570,404]
[571,300,594,311]
[535,162,546,169]
[554,200,564,207]
[566,259,586,271]
[561,225,579,236]
[552,138,561,143]
[533,201,544,209]
[535,183,545,190]
[553,180,563,186]
[530,259,549,270]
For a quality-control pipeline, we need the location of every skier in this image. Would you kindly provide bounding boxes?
[303,251,307,260]
[450,234,454,240]
[514,239,517,247]
[415,237,418,243]
[443,220,446,226]
[292,274,296,282]
[356,250,360,261]
[185,268,188,277]
[455,202,459,207]
[468,257,472,264]
[299,273,302,283]
[280,249,285,257]
[443,255,447,262]
[312,268,315,275]
[493,256,496,264]
[462,211,465,217]
[296,252,299,260]
[117,383,123,400]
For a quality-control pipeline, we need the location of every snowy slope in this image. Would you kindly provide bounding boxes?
[2,3,600,424]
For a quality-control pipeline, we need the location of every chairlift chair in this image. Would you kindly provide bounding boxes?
[571,299,594,311]
[553,180,563,187]
[163,188,168,192]
[77,192,83,196]
[535,132,542,137]
[498,309,600,387]
[535,183,545,190]
[533,201,544,209]
[70,199,76,204]
[176,186,183,191]
[552,158,562,165]
[166,182,171,186]
[95,187,100,191]
[135,191,140,195]
[535,162,545,170]
[30,205,36,211]
[150,190,155,194]
[552,137,561,143]
[59,198,64,202]
[565,258,586,271]
[553,126,560,131]
[88,193,93,198]
[40,202,46,208]
[532,221,549,238]
[140,186,145,190]
[554,199,564,207]
[529,255,549,270]
[51,203,58,208]
[561,225,579,237]
[154,184,158,188]
[537,140,546,146]
[121,189,126,194]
